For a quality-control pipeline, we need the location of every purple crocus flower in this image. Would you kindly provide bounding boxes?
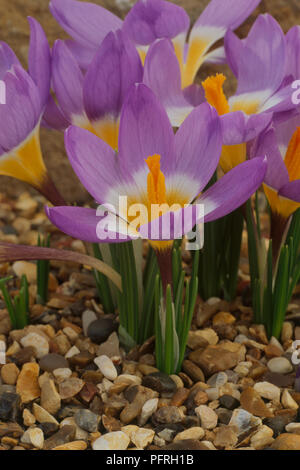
[0,18,65,205]
[253,114,300,222]
[46,84,267,249]
[49,0,260,80]
[144,14,296,173]
[45,29,142,149]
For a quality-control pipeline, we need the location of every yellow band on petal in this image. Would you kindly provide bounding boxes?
[220,143,247,174]
[0,126,46,188]
[85,118,119,151]
[263,183,300,220]
[284,127,300,182]
[181,36,208,88]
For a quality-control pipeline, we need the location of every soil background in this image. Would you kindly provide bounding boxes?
[0,0,299,202]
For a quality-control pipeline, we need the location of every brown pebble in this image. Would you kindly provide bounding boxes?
[182,360,205,382]
[16,363,40,403]
[170,388,190,407]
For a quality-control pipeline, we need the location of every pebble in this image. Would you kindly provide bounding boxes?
[53,441,87,450]
[207,372,228,388]
[94,355,117,380]
[20,333,49,359]
[60,417,88,440]
[41,378,61,415]
[59,378,85,399]
[33,403,59,425]
[75,409,100,432]
[182,360,205,382]
[114,374,141,386]
[142,372,176,396]
[285,422,300,434]
[163,439,210,450]
[23,409,36,427]
[271,433,300,450]
[153,406,183,425]
[187,329,218,349]
[250,425,274,450]
[281,389,299,410]
[240,387,273,418]
[195,405,218,430]
[216,408,232,425]
[132,428,155,448]
[174,427,205,442]
[21,428,44,449]
[213,312,236,325]
[219,394,240,410]
[16,363,40,403]
[267,357,293,374]
[253,382,281,402]
[92,431,130,450]
[281,322,293,343]
[53,368,72,383]
[229,409,259,435]
[213,426,238,448]
[189,343,243,376]
[87,318,116,344]
[43,425,76,450]
[82,310,97,337]
[0,392,20,421]
[97,332,120,358]
[39,354,69,372]
[139,398,159,426]
[65,346,80,359]
[170,388,190,407]
[1,363,19,385]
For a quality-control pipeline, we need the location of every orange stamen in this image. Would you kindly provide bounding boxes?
[202,74,230,116]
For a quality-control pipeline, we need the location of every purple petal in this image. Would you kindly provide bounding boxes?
[236,14,286,96]
[0,42,21,79]
[27,17,51,107]
[221,111,272,145]
[174,103,222,193]
[286,26,300,79]
[52,40,84,122]
[49,0,122,49]
[143,39,193,126]
[224,30,244,77]
[46,206,133,243]
[0,66,41,154]
[41,94,70,130]
[118,84,175,177]
[261,82,298,114]
[194,0,261,31]
[65,125,122,206]
[83,30,143,123]
[123,0,189,46]
[253,127,289,190]
[138,204,203,241]
[65,39,96,69]
[198,157,267,222]
[182,84,205,107]
[279,180,300,203]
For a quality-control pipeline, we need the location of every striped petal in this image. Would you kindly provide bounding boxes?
[50,0,122,49]
[46,206,134,243]
[28,17,51,107]
[52,40,85,123]
[123,0,189,46]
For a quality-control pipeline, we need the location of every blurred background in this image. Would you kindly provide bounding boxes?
[0,0,299,203]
